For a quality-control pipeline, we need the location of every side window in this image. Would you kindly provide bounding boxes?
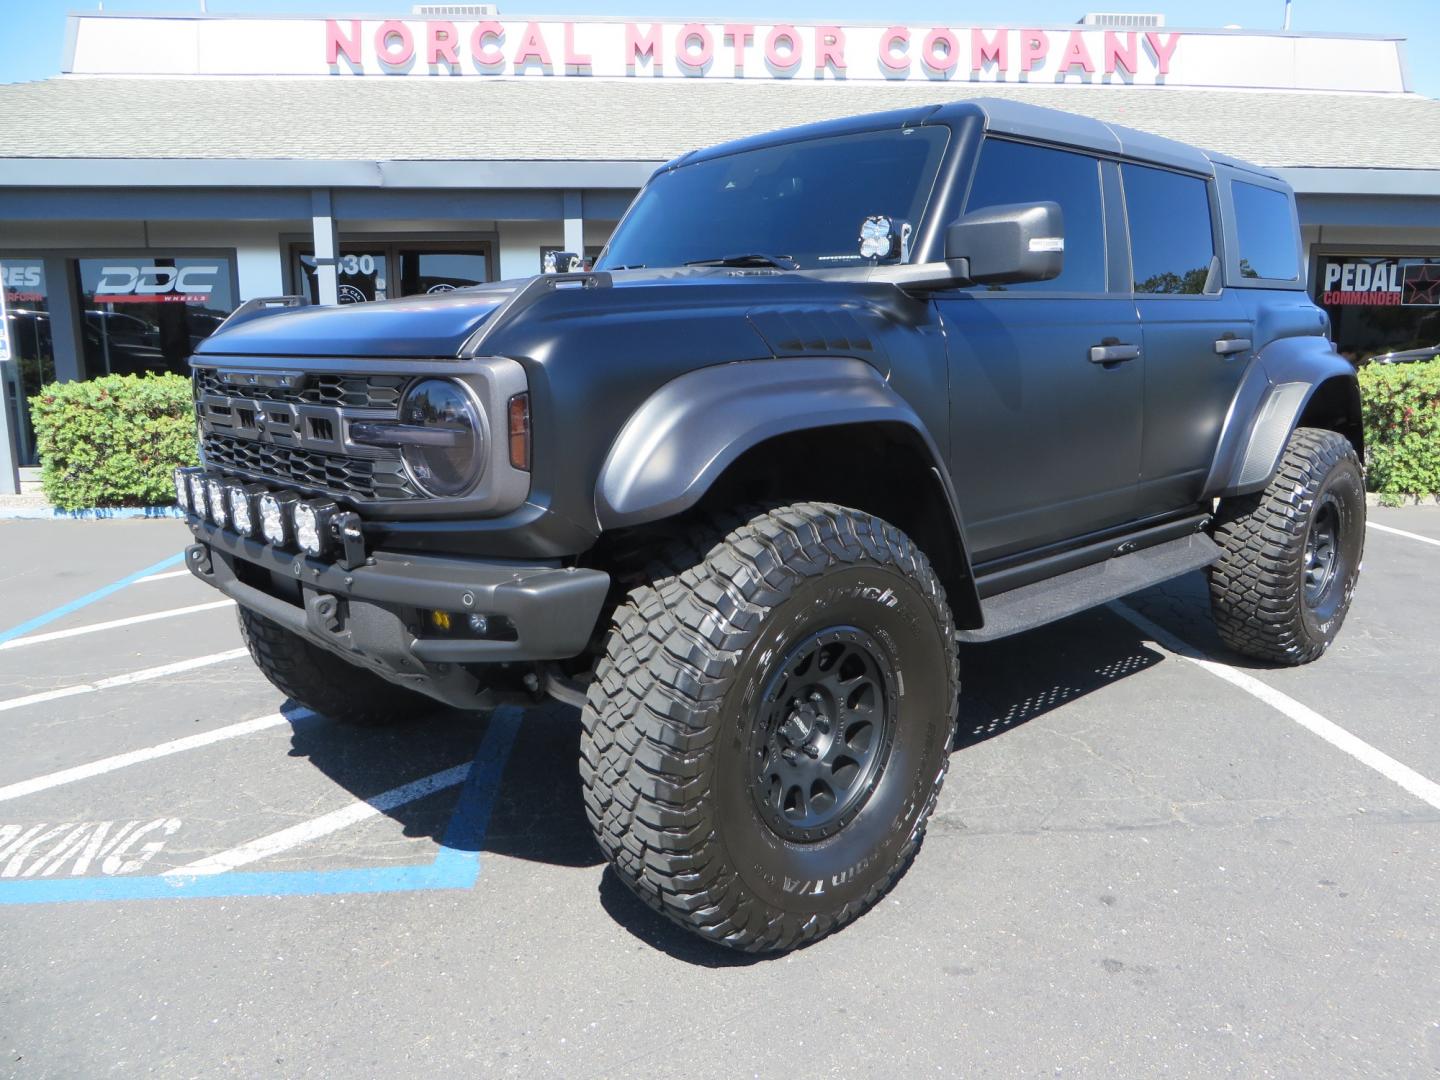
[1123,163,1215,295]
[1232,181,1299,280]
[964,139,1106,293]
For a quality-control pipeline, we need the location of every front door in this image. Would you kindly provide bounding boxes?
[935,137,1142,563]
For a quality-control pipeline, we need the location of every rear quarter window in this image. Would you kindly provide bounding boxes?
[1232,181,1299,281]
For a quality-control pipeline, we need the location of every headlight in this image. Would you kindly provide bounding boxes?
[397,378,485,497]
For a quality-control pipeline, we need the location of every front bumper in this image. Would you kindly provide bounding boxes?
[186,521,609,709]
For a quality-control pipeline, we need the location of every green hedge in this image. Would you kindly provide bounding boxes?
[28,374,198,511]
[1358,355,1440,502]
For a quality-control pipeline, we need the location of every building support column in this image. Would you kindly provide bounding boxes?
[563,190,584,258]
[0,375,18,495]
[310,189,339,306]
[44,255,83,384]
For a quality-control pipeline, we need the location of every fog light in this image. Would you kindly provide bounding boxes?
[467,613,489,635]
[294,499,338,558]
[259,491,299,548]
[226,482,264,538]
[204,478,228,528]
[430,610,453,632]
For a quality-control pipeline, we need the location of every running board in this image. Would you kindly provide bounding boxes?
[955,532,1220,643]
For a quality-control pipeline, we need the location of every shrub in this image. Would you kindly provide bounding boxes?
[1358,355,1440,501]
[28,373,198,510]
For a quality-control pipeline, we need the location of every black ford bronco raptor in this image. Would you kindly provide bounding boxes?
[177,100,1364,952]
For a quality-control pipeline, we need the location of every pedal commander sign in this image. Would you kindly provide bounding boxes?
[1319,257,1440,308]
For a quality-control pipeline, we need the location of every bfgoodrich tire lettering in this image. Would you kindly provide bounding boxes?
[578,503,958,952]
[1209,427,1366,665]
[237,606,435,725]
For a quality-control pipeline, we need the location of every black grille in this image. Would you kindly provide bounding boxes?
[195,368,405,410]
[203,432,420,502]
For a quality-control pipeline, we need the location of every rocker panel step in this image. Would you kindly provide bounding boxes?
[956,532,1220,643]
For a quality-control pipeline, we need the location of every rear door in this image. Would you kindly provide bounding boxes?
[1121,163,1254,517]
[936,137,1143,563]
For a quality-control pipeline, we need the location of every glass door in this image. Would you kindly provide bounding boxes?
[2,258,56,465]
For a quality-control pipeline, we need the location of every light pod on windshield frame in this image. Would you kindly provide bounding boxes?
[259,490,300,549]
[293,498,339,559]
[225,481,266,539]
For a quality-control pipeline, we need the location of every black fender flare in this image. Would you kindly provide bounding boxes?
[1202,337,1362,499]
[595,357,981,621]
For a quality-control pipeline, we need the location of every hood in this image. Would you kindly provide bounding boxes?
[195,283,516,359]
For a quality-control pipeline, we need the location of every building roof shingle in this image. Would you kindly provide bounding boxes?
[0,76,1436,171]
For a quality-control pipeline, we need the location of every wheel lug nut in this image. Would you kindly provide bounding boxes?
[803,744,820,759]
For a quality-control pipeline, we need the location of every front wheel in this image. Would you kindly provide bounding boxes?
[238,607,436,724]
[579,503,958,953]
[1209,427,1366,665]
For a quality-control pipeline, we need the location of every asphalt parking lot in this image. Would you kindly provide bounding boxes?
[1,510,1437,1078]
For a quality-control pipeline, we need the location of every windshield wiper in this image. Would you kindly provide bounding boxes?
[685,253,799,270]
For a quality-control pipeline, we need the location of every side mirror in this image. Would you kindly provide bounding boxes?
[945,202,1064,285]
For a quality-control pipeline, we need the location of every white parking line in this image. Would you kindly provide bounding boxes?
[1367,521,1440,548]
[0,649,249,714]
[0,708,314,804]
[0,600,234,652]
[134,569,194,585]
[1111,602,1440,812]
[165,763,472,876]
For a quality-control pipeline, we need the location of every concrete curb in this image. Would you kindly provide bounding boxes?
[0,504,184,521]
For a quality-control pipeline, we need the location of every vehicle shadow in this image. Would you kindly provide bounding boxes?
[279,590,1197,966]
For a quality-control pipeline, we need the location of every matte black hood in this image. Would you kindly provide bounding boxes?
[195,284,514,359]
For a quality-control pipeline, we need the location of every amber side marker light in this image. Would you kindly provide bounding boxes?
[508,392,531,471]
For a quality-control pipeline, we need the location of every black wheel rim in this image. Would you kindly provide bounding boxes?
[748,627,897,844]
[1304,497,1342,607]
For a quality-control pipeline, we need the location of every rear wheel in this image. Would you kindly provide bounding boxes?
[1209,427,1365,665]
[579,503,958,952]
[237,607,435,724]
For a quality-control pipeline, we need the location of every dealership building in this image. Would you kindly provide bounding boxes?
[2,8,1439,491]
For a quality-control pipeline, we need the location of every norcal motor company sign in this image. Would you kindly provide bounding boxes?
[322,20,1183,81]
[66,15,1410,92]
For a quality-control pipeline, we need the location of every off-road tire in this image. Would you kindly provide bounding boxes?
[237,606,435,724]
[1209,427,1365,665]
[579,503,959,953]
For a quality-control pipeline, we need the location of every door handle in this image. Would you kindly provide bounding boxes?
[1214,336,1252,356]
[1089,342,1141,364]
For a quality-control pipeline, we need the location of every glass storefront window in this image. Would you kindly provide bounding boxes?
[293,243,494,304]
[1317,254,1440,364]
[75,255,236,378]
[398,250,488,295]
[297,248,389,304]
[1,258,56,466]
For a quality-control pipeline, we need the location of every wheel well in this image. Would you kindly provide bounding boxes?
[692,422,982,628]
[1298,375,1363,458]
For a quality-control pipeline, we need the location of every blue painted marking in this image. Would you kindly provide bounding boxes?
[0,506,184,521]
[0,552,185,647]
[0,707,524,905]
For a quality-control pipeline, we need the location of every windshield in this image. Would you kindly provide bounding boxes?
[596,126,950,272]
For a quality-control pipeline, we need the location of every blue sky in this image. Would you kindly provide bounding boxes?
[2,0,1435,96]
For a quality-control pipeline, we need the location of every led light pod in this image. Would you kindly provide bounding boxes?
[293,498,339,558]
[259,490,299,548]
[204,477,228,528]
[226,482,266,538]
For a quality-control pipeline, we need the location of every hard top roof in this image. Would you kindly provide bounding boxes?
[673,97,1277,181]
